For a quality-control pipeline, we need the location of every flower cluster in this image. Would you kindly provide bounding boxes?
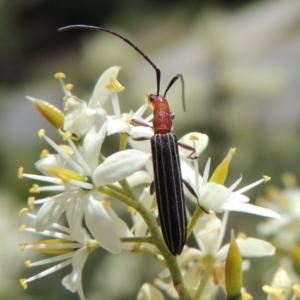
[19,66,281,300]
[257,173,300,300]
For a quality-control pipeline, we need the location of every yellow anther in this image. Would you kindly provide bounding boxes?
[124,112,133,124]
[18,167,24,179]
[19,224,26,232]
[127,206,136,213]
[242,292,253,300]
[20,279,28,289]
[19,243,27,252]
[27,197,35,209]
[263,176,271,182]
[237,232,247,239]
[293,284,300,297]
[262,285,284,297]
[38,129,45,139]
[282,172,297,187]
[86,239,100,253]
[54,72,66,79]
[19,208,29,217]
[24,260,31,268]
[154,278,165,287]
[291,245,300,266]
[62,131,73,141]
[65,83,73,91]
[59,144,73,156]
[106,75,125,92]
[30,184,40,193]
[40,149,49,159]
[101,200,112,207]
[189,134,199,141]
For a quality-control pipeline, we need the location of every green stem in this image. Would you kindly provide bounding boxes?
[118,179,138,201]
[193,255,215,300]
[98,185,192,300]
[187,205,204,237]
[120,236,153,244]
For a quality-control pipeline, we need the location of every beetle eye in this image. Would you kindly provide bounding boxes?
[149,94,156,102]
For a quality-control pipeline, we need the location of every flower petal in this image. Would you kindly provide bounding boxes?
[200,182,231,211]
[106,115,131,135]
[81,108,107,171]
[93,150,151,187]
[218,238,275,261]
[89,66,121,109]
[62,246,88,297]
[137,283,164,300]
[179,132,209,158]
[84,194,121,254]
[104,205,133,250]
[220,201,281,218]
[63,96,96,138]
[35,193,71,232]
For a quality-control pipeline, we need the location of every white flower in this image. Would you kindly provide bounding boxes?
[63,66,123,138]
[137,283,165,300]
[19,210,95,300]
[20,124,150,254]
[158,213,275,299]
[258,173,300,252]
[183,146,280,219]
[262,268,292,300]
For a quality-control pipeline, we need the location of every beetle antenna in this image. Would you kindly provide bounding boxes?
[58,25,161,95]
[164,74,185,111]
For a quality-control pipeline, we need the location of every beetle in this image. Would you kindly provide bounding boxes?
[59,25,205,255]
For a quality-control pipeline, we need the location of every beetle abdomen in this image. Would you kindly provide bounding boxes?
[151,133,187,255]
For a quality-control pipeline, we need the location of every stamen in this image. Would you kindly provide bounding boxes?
[43,134,84,174]
[62,131,73,141]
[127,206,136,213]
[19,208,29,217]
[20,243,27,252]
[101,200,111,206]
[54,72,66,79]
[20,278,28,289]
[38,129,45,139]
[106,75,125,92]
[54,72,72,97]
[28,197,35,209]
[29,184,40,193]
[18,167,24,179]
[65,84,73,91]
[262,285,284,297]
[86,239,100,253]
[22,258,72,283]
[24,260,31,267]
[40,149,49,159]
[19,224,26,232]
[293,284,300,297]
[233,178,266,195]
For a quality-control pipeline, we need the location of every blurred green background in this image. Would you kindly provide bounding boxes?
[1,0,300,299]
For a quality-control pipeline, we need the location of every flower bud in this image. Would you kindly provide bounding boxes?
[225,230,243,299]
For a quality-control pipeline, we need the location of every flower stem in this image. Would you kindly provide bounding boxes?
[193,255,215,300]
[98,185,192,300]
[187,205,204,237]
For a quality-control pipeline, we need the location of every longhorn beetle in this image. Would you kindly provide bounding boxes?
[59,25,206,255]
